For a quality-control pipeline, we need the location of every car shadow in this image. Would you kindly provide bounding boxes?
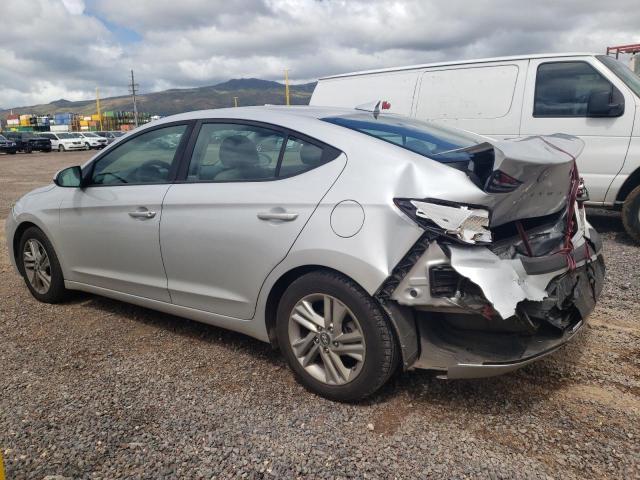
[65,290,576,413]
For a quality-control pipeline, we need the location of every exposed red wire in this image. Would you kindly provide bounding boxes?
[516,220,534,256]
[538,138,580,271]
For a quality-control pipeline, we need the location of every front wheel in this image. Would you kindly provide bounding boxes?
[622,185,640,243]
[58,145,65,152]
[276,271,399,402]
[19,227,68,303]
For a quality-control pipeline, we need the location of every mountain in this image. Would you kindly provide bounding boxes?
[0,78,317,120]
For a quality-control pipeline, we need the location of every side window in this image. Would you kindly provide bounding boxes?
[278,136,335,177]
[187,123,284,182]
[90,124,187,185]
[534,62,618,117]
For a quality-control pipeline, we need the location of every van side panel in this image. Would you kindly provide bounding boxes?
[310,70,420,114]
[413,62,526,136]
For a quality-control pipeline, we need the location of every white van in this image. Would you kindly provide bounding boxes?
[310,53,640,241]
[39,132,85,152]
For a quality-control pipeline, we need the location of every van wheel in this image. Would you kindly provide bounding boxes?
[58,145,65,152]
[276,271,399,402]
[25,145,33,153]
[18,227,68,303]
[622,185,640,243]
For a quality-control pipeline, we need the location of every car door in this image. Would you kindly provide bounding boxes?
[160,121,346,319]
[57,122,192,301]
[520,57,635,205]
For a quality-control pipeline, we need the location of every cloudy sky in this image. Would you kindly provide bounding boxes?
[1,0,639,109]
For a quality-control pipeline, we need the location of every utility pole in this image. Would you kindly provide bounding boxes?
[128,69,139,127]
[233,96,239,107]
[96,87,103,131]
[284,69,290,106]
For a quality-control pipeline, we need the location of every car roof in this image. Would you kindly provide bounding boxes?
[150,105,361,126]
[318,52,600,79]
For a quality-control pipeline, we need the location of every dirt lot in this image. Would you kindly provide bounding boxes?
[0,150,638,479]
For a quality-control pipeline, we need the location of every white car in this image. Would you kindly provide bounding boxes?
[74,132,108,150]
[5,106,605,401]
[39,132,85,152]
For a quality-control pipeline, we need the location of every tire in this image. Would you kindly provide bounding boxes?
[622,185,640,243]
[85,143,91,150]
[25,145,33,154]
[18,227,68,303]
[8,150,16,155]
[58,145,65,152]
[276,270,399,402]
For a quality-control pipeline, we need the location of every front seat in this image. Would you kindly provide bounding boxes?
[214,135,269,181]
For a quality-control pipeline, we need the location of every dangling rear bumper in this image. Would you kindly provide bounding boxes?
[388,220,605,378]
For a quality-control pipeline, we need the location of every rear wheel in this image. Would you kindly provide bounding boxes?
[25,145,33,153]
[18,227,68,303]
[85,142,91,150]
[622,185,640,243]
[276,271,399,402]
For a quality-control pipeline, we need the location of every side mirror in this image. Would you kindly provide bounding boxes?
[587,89,624,117]
[54,166,83,188]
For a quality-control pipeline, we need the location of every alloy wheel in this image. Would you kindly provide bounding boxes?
[288,293,366,385]
[23,239,52,294]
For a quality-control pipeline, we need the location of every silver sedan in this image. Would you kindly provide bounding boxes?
[5,105,605,401]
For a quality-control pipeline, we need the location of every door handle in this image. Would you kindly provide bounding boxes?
[257,212,298,221]
[129,210,156,219]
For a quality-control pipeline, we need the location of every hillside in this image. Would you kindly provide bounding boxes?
[0,78,316,119]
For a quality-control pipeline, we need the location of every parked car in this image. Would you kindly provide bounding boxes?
[38,132,85,152]
[95,131,125,144]
[311,53,640,242]
[74,132,108,150]
[3,132,52,153]
[0,134,17,154]
[5,106,605,401]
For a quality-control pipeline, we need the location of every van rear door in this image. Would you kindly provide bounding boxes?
[519,56,634,205]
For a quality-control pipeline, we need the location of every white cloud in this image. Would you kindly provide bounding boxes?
[61,0,85,15]
[2,0,640,109]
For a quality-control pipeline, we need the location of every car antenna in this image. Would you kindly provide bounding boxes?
[355,100,391,119]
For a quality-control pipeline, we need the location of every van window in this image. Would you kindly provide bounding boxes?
[416,65,519,120]
[534,62,617,117]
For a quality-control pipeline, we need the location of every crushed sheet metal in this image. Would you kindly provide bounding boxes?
[448,245,561,318]
[411,200,491,244]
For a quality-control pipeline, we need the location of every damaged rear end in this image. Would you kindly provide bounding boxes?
[385,134,605,378]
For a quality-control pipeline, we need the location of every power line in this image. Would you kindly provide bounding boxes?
[128,69,139,127]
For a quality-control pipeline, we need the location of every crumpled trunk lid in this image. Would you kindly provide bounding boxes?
[446,134,584,227]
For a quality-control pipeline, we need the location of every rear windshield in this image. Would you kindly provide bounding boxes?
[322,113,480,162]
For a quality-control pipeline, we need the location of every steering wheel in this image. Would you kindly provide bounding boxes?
[257,152,272,166]
[134,159,171,182]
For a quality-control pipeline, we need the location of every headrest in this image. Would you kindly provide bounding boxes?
[219,135,258,168]
[300,143,324,166]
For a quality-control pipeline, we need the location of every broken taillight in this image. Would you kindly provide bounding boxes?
[394,198,492,244]
[484,170,522,193]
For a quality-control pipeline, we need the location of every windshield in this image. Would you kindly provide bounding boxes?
[58,133,74,139]
[112,131,125,137]
[0,135,7,141]
[322,113,480,162]
[83,132,98,137]
[597,55,640,98]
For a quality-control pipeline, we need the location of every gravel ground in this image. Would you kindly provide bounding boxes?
[0,151,638,479]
